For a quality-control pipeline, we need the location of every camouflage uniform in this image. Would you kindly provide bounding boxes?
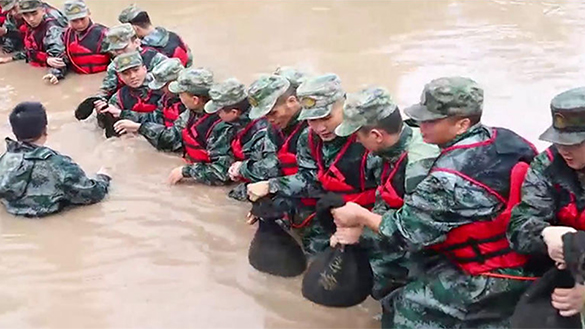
[274,66,308,88]
[138,67,213,152]
[508,87,585,274]
[97,23,167,98]
[335,87,440,301]
[376,78,534,329]
[0,138,110,217]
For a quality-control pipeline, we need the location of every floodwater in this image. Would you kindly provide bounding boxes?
[0,0,584,327]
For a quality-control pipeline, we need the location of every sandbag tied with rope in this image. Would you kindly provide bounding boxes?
[247,196,307,278]
[511,231,585,329]
[75,96,119,138]
[301,193,373,308]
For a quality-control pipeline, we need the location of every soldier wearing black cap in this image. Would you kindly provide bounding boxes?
[0,102,111,217]
[509,86,585,319]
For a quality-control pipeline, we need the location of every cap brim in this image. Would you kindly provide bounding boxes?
[335,121,362,137]
[204,100,221,114]
[66,12,88,20]
[3,3,16,11]
[539,126,585,146]
[148,80,167,90]
[297,105,332,121]
[248,97,278,120]
[18,7,40,13]
[168,81,182,94]
[108,42,130,51]
[404,104,448,122]
[115,64,141,73]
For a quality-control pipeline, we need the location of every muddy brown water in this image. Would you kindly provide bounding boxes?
[0,0,584,327]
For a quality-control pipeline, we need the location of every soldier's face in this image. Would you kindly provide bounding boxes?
[557,142,585,170]
[119,65,147,88]
[307,101,344,142]
[22,9,43,28]
[218,108,240,123]
[69,16,90,32]
[419,116,471,146]
[266,95,300,129]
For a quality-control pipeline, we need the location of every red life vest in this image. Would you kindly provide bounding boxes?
[231,118,270,161]
[115,87,162,113]
[156,31,189,67]
[23,17,60,67]
[182,113,222,164]
[428,128,537,275]
[378,152,408,209]
[161,94,186,127]
[64,23,110,74]
[0,7,6,26]
[277,121,308,176]
[545,147,585,231]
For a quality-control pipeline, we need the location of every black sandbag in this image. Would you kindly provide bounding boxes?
[75,96,102,120]
[75,96,119,138]
[563,231,585,284]
[248,196,306,277]
[301,193,374,307]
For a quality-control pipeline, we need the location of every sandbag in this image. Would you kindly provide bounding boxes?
[301,193,374,307]
[248,196,306,277]
[75,96,119,138]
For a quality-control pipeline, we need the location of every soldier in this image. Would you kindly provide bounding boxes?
[508,87,585,318]
[247,74,380,255]
[97,23,167,99]
[331,87,439,318]
[95,51,162,118]
[112,57,185,134]
[166,78,246,186]
[274,66,308,89]
[62,0,110,75]
[0,102,111,217]
[0,0,68,85]
[118,4,192,67]
[332,77,537,328]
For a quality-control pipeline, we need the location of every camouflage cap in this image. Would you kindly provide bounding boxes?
[113,51,143,73]
[539,87,585,145]
[248,75,291,120]
[63,0,88,20]
[274,66,307,88]
[335,87,398,137]
[148,58,184,90]
[118,3,143,23]
[105,23,135,51]
[18,0,42,13]
[404,77,483,122]
[297,73,345,121]
[204,78,248,114]
[168,67,214,96]
[0,0,17,12]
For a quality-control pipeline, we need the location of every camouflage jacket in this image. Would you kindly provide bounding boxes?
[0,138,110,217]
[97,48,167,99]
[137,107,194,153]
[1,14,25,52]
[122,93,184,125]
[237,117,281,182]
[142,26,193,68]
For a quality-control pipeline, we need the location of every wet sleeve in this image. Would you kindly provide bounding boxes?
[238,128,281,182]
[404,143,440,193]
[97,64,119,98]
[12,50,26,60]
[137,109,187,152]
[378,171,503,252]
[267,129,321,198]
[44,25,67,79]
[181,123,236,185]
[108,92,120,107]
[54,155,111,205]
[507,153,554,256]
[120,107,164,125]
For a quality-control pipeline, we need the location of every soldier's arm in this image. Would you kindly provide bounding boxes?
[238,128,281,182]
[137,109,187,152]
[120,106,163,124]
[54,155,111,205]
[44,25,67,79]
[181,122,236,185]
[267,128,321,198]
[96,63,119,98]
[507,152,555,256]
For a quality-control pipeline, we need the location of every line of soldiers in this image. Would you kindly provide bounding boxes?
[1,1,585,329]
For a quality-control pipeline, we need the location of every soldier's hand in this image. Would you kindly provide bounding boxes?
[168,166,185,185]
[247,181,270,202]
[0,57,14,64]
[552,283,585,317]
[542,226,577,266]
[246,212,259,225]
[46,57,65,68]
[42,74,59,85]
[228,161,243,181]
[114,120,140,134]
[331,202,366,228]
[94,100,122,118]
[331,226,363,247]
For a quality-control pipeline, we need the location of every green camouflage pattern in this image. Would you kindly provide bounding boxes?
[248,75,290,120]
[1,0,17,11]
[142,26,193,68]
[539,87,585,145]
[18,0,42,13]
[376,124,528,328]
[137,107,194,152]
[63,0,87,21]
[336,86,398,137]
[148,57,183,90]
[118,3,141,23]
[204,78,247,114]
[113,50,142,72]
[404,76,483,122]
[0,138,110,217]
[297,73,345,121]
[274,66,307,88]
[104,23,134,51]
[168,67,214,95]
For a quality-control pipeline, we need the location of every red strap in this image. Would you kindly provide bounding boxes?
[431,167,507,204]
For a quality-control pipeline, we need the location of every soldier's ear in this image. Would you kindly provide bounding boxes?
[370,128,384,142]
